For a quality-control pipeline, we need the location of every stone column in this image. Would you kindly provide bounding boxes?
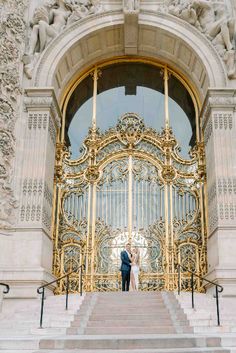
[201,89,236,295]
[0,89,61,298]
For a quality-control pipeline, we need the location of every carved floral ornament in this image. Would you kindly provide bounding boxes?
[23,0,236,79]
[0,0,26,229]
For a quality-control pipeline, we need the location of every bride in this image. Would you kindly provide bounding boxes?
[130,247,140,291]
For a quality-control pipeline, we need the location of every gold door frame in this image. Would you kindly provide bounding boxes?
[52,60,207,294]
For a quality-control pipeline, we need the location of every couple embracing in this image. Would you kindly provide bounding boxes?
[120,243,140,291]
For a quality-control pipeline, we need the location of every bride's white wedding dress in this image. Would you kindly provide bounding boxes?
[130,254,139,291]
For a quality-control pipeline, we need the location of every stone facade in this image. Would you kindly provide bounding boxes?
[0,0,236,297]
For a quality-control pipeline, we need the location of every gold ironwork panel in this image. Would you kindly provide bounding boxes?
[53,112,207,294]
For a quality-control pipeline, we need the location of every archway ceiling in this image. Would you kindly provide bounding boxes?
[33,12,226,106]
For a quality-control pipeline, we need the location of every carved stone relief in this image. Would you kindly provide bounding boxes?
[168,0,236,79]
[207,176,236,234]
[23,0,103,79]
[0,0,27,229]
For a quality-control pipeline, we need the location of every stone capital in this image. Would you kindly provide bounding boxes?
[201,89,236,130]
[24,88,62,129]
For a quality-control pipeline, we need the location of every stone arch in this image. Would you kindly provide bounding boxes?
[31,11,227,105]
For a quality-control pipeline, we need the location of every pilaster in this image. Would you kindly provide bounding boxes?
[0,89,61,298]
[201,89,236,295]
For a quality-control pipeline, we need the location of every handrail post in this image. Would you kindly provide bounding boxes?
[191,272,194,309]
[66,274,69,310]
[216,285,220,326]
[39,287,45,329]
[80,265,83,297]
[178,264,181,295]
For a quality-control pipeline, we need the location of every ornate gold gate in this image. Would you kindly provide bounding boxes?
[53,63,207,293]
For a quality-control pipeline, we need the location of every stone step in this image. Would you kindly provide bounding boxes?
[88,313,173,321]
[38,334,222,350]
[193,326,233,334]
[0,319,72,329]
[85,319,173,327]
[94,300,165,306]
[0,338,39,350]
[91,308,169,315]
[0,327,68,336]
[33,349,231,353]
[0,351,37,353]
[96,292,162,296]
[68,326,176,334]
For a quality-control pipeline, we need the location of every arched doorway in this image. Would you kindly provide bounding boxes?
[52,59,207,293]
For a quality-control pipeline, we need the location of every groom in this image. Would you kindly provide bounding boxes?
[120,243,131,291]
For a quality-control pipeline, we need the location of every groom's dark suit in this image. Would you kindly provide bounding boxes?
[120,250,131,291]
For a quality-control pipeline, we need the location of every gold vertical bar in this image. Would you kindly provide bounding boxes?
[61,108,66,143]
[164,66,170,129]
[199,185,205,247]
[54,185,61,250]
[195,108,200,142]
[169,183,174,274]
[90,182,97,291]
[164,182,169,288]
[85,184,92,281]
[128,155,133,243]
[92,67,98,130]
[163,65,171,289]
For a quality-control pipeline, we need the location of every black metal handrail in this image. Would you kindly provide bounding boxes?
[0,282,10,294]
[177,264,223,326]
[37,265,84,328]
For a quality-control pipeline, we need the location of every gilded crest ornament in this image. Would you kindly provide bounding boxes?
[117,113,145,147]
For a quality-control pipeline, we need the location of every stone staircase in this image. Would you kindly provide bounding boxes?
[0,291,236,352]
[176,292,236,334]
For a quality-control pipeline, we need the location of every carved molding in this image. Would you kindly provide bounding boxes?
[26,111,57,145]
[20,177,53,225]
[24,91,61,129]
[28,113,48,130]
[42,205,51,232]
[219,202,236,221]
[203,112,233,145]
[207,181,217,205]
[203,118,213,145]
[213,113,233,130]
[0,0,27,229]
[208,200,218,235]
[207,176,236,233]
[32,8,226,87]
[217,177,236,196]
